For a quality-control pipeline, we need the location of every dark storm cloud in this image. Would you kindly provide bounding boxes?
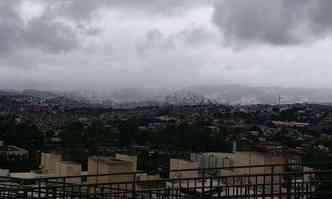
[105,0,203,14]
[0,0,204,56]
[23,17,79,53]
[309,0,332,34]
[3,0,332,91]
[47,0,204,20]
[0,1,24,54]
[213,0,332,46]
[0,1,79,56]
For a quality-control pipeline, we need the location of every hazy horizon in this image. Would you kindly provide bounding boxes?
[2,0,332,91]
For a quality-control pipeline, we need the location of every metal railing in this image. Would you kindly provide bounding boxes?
[0,163,331,198]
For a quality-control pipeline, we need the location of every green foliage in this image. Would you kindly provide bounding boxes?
[0,115,43,150]
[116,119,230,152]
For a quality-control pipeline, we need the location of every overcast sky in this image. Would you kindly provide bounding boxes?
[1,0,332,91]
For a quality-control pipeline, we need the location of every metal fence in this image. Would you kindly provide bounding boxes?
[0,163,331,199]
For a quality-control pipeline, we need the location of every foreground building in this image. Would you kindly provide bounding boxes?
[88,156,136,184]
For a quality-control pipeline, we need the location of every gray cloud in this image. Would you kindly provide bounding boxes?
[104,0,204,14]
[0,0,205,57]
[309,0,332,34]
[0,1,24,55]
[137,25,216,55]
[45,0,205,21]
[2,0,332,92]
[45,0,104,21]
[23,17,79,53]
[0,1,79,56]
[136,29,176,55]
[213,0,332,46]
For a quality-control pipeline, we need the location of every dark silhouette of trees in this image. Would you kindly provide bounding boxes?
[0,116,43,150]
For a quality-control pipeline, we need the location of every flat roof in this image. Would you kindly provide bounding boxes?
[89,156,134,165]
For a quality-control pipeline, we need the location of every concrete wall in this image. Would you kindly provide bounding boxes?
[115,154,138,170]
[137,174,160,181]
[88,157,136,185]
[231,151,289,193]
[40,152,63,175]
[0,169,9,177]
[191,151,291,174]
[232,152,266,176]
[169,159,199,179]
[191,153,234,168]
[190,151,295,193]
[191,152,238,176]
[57,161,82,184]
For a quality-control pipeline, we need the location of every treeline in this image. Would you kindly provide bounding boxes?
[0,114,233,154]
[0,115,43,150]
[58,119,232,153]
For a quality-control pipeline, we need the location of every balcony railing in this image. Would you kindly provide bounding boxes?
[0,163,331,198]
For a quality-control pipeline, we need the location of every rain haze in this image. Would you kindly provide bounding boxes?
[1,0,332,92]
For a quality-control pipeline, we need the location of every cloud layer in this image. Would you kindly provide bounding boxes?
[1,0,332,91]
[0,1,79,55]
[213,0,332,45]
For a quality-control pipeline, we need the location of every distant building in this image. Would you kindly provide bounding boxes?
[191,153,234,169]
[272,121,310,128]
[0,142,29,170]
[0,142,29,157]
[191,149,303,194]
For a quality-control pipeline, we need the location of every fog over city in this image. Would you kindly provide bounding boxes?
[1,0,332,92]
